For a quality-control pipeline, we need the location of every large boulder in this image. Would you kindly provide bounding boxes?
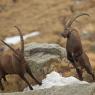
[24,43,67,80]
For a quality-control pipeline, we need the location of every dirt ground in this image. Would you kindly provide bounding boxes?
[0,0,95,92]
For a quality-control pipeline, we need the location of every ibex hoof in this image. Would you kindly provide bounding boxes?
[29,86,33,90]
[78,77,83,81]
[38,82,42,85]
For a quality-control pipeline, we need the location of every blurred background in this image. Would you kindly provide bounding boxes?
[0,0,95,68]
[0,0,95,92]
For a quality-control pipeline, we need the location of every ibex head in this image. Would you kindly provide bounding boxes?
[1,26,26,63]
[61,13,89,38]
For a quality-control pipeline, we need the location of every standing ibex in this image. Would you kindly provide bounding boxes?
[0,26,42,90]
[60,13,95,80]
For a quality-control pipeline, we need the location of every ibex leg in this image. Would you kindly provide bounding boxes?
[67,52,83,80]
[72,57,83,80]
[0,79,4,90]
[19,74,33,90]
[26,66,42,85]
[2,75,7,82]
[73,63,83,80]
[84,63,95,80]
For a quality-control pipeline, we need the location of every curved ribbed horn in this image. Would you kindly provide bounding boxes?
[14,26,24,55]
[66,13,89,27]
[1,40,20,58]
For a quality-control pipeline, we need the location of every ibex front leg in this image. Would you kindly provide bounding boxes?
[67,52,83,80]
[72,62,83,80]
[73,56,83,80]
[0,79,4,90]
[19,74,33,90]
[26,65,42,85]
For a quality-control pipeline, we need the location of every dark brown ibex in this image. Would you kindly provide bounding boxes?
[0,26,42,90]
[60,13,95,80]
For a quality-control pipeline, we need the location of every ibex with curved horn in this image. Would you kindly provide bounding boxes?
[0,26,42,90]
[60,13,95,80]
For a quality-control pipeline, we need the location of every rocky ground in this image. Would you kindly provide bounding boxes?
[2,83,95,95]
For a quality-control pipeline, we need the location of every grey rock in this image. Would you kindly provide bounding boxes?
[1,83,95,95]
[24,43,67,79]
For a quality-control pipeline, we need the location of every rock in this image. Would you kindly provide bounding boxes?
[1,83,95,95]
[24,43,67,80]
[24,71,88,91]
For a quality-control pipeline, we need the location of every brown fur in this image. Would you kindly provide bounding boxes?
[0,26,42,90]
[60,13,95,80]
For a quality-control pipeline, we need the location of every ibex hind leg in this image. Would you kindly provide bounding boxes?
[86,69,95,81]
[0,79,4,90]
[72,63,83,80]
[19,74,33,90]
[70,62,83,80]
[67,53,83,80]
[2,75,8,85]
[75,68,83,80]
[3,76,7,82]
[2,75,7,82]
[26,66,42,85]
[84,64,95,81]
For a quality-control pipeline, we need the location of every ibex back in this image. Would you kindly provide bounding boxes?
[0,26,42,90]
[60,13,95,80]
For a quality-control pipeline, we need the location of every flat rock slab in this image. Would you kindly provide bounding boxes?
[1,83,95,95]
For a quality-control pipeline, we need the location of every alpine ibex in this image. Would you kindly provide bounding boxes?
[60,13,95,80]
[0,26,42,90]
